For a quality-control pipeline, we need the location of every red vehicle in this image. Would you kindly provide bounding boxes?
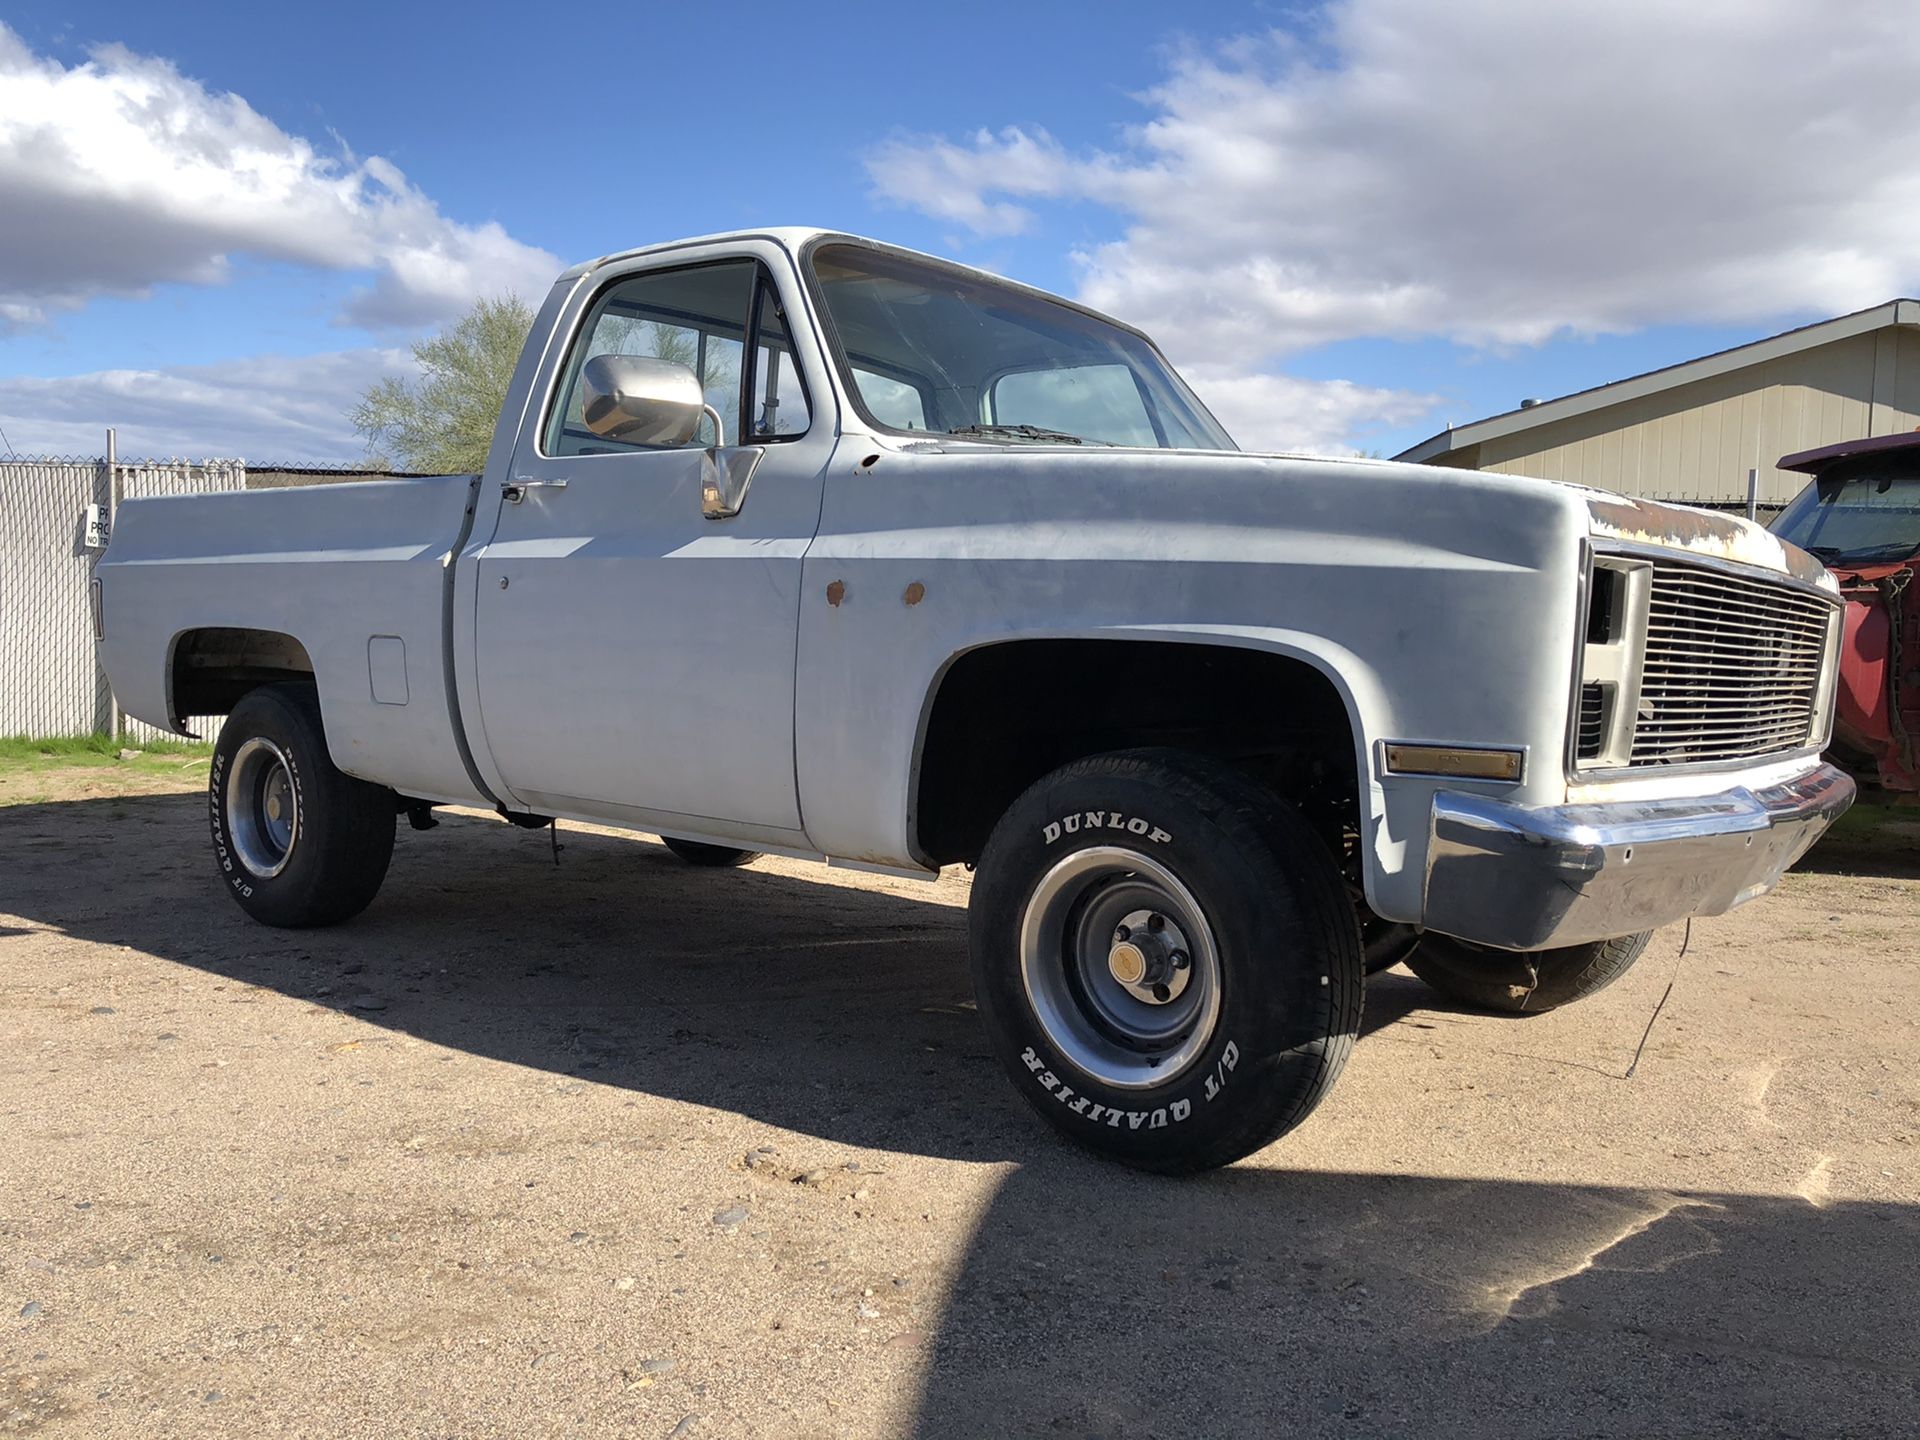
[1773,433,1920,794]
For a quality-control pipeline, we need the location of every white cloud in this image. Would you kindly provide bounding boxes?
[1183,368,1436,457]
[867,127,1079,237]
[868,0,1920,447]
[0,26,559,331]
[0,349,409,462]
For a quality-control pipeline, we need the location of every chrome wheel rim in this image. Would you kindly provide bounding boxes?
[227,737,298,878]
[1018,846,1222,1090]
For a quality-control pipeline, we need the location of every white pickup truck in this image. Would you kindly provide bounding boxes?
[97,228,1853,1171]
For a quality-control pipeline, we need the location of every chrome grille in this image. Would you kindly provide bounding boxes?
[1629,561,1833,766]
[1576,682,1609,760]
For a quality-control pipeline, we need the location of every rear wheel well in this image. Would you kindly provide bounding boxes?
[171,627,315,722]
[913,640,1360,867]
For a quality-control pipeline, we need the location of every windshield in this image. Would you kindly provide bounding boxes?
[807,242,1235,450]
[1772,463,1920,565]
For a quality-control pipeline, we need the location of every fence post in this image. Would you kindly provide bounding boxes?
[105,428,122,740]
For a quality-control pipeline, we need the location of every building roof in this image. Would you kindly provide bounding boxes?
[1394,298,1920,464]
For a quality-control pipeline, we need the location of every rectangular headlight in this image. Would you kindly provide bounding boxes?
[1574,557,1652,770]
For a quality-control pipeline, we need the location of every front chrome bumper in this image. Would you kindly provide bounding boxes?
[1422,762,1856,951]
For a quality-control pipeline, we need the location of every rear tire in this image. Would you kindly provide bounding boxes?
[968,749,1363,1173]
[210,684,395,928]
[1406,931,1652,1013]
[661,837,762,868]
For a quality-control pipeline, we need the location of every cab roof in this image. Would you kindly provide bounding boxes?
[1779,430,1920,475]
[554,228,1147,342]
[557,227,843,280]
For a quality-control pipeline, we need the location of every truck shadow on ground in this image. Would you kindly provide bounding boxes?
[910,1162,1918,1437]
[5,793,1916,1435]
[3,793,1431,1164]
[1795,818,1920,881]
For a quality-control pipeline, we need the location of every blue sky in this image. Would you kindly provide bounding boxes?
[2,0,1915,461]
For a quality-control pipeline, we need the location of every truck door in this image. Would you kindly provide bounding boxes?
[466,253,829,840]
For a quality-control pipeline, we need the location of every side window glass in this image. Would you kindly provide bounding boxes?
[990,364,1159,447]
[852,367,928,431]
[747,284,812,440]
[545,261,754,456]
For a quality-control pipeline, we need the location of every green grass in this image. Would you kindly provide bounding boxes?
[1824,799,1920,843]
[0,734,214,796]
[0,733,213,763]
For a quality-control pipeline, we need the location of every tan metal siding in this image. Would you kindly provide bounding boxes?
[1880,329,1920,432]
[1473,333,1882,505]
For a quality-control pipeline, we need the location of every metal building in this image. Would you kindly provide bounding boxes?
[1395,299,1920,510]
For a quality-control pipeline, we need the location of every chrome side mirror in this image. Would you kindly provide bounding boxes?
[578,351,759,518]
[579,354,706,446]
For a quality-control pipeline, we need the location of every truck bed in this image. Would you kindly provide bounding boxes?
[95,475,488,806]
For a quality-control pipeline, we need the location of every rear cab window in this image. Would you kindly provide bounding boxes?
[988,364,1161,447]
[852,367,929,431]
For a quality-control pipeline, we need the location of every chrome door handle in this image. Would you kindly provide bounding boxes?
[503,477,568,503]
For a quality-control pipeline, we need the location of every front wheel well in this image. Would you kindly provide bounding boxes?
[171,627,316,722]
[912,639,1361,867]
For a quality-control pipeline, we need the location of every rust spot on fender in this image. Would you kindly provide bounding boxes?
[825,580,846,607]
[903,581,925,606]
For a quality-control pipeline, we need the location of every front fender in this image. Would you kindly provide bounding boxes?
[896,622,1443,919]
[794,445,1590,895]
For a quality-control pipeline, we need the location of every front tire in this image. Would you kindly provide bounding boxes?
[1406,931,1652,1013]
[210,684,395,928]
[968,750,1363,1173]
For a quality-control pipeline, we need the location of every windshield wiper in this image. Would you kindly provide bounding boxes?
[944,423,1108,446]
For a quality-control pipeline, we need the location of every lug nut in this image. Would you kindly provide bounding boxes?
[1114,925,1132,941]
[1147,914,1165,933]
[1170,950,1189,970]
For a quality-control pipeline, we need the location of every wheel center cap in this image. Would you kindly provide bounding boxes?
[1108,941,1148,986]
[266,795,283,822]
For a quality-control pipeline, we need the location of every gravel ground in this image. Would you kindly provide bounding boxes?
[1,767,1916,1438]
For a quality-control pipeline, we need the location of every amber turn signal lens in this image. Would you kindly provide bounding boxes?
[1383,743,1524,782]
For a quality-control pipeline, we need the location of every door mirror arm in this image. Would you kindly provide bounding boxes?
[701,447,763,520]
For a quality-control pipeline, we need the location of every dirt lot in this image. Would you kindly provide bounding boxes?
[2,763,1916,1438]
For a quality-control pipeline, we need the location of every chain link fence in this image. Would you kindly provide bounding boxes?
[1,453,246,740]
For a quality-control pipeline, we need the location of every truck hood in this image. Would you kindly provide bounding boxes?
[880,438,1838,590]
[1583,492,1836,592]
